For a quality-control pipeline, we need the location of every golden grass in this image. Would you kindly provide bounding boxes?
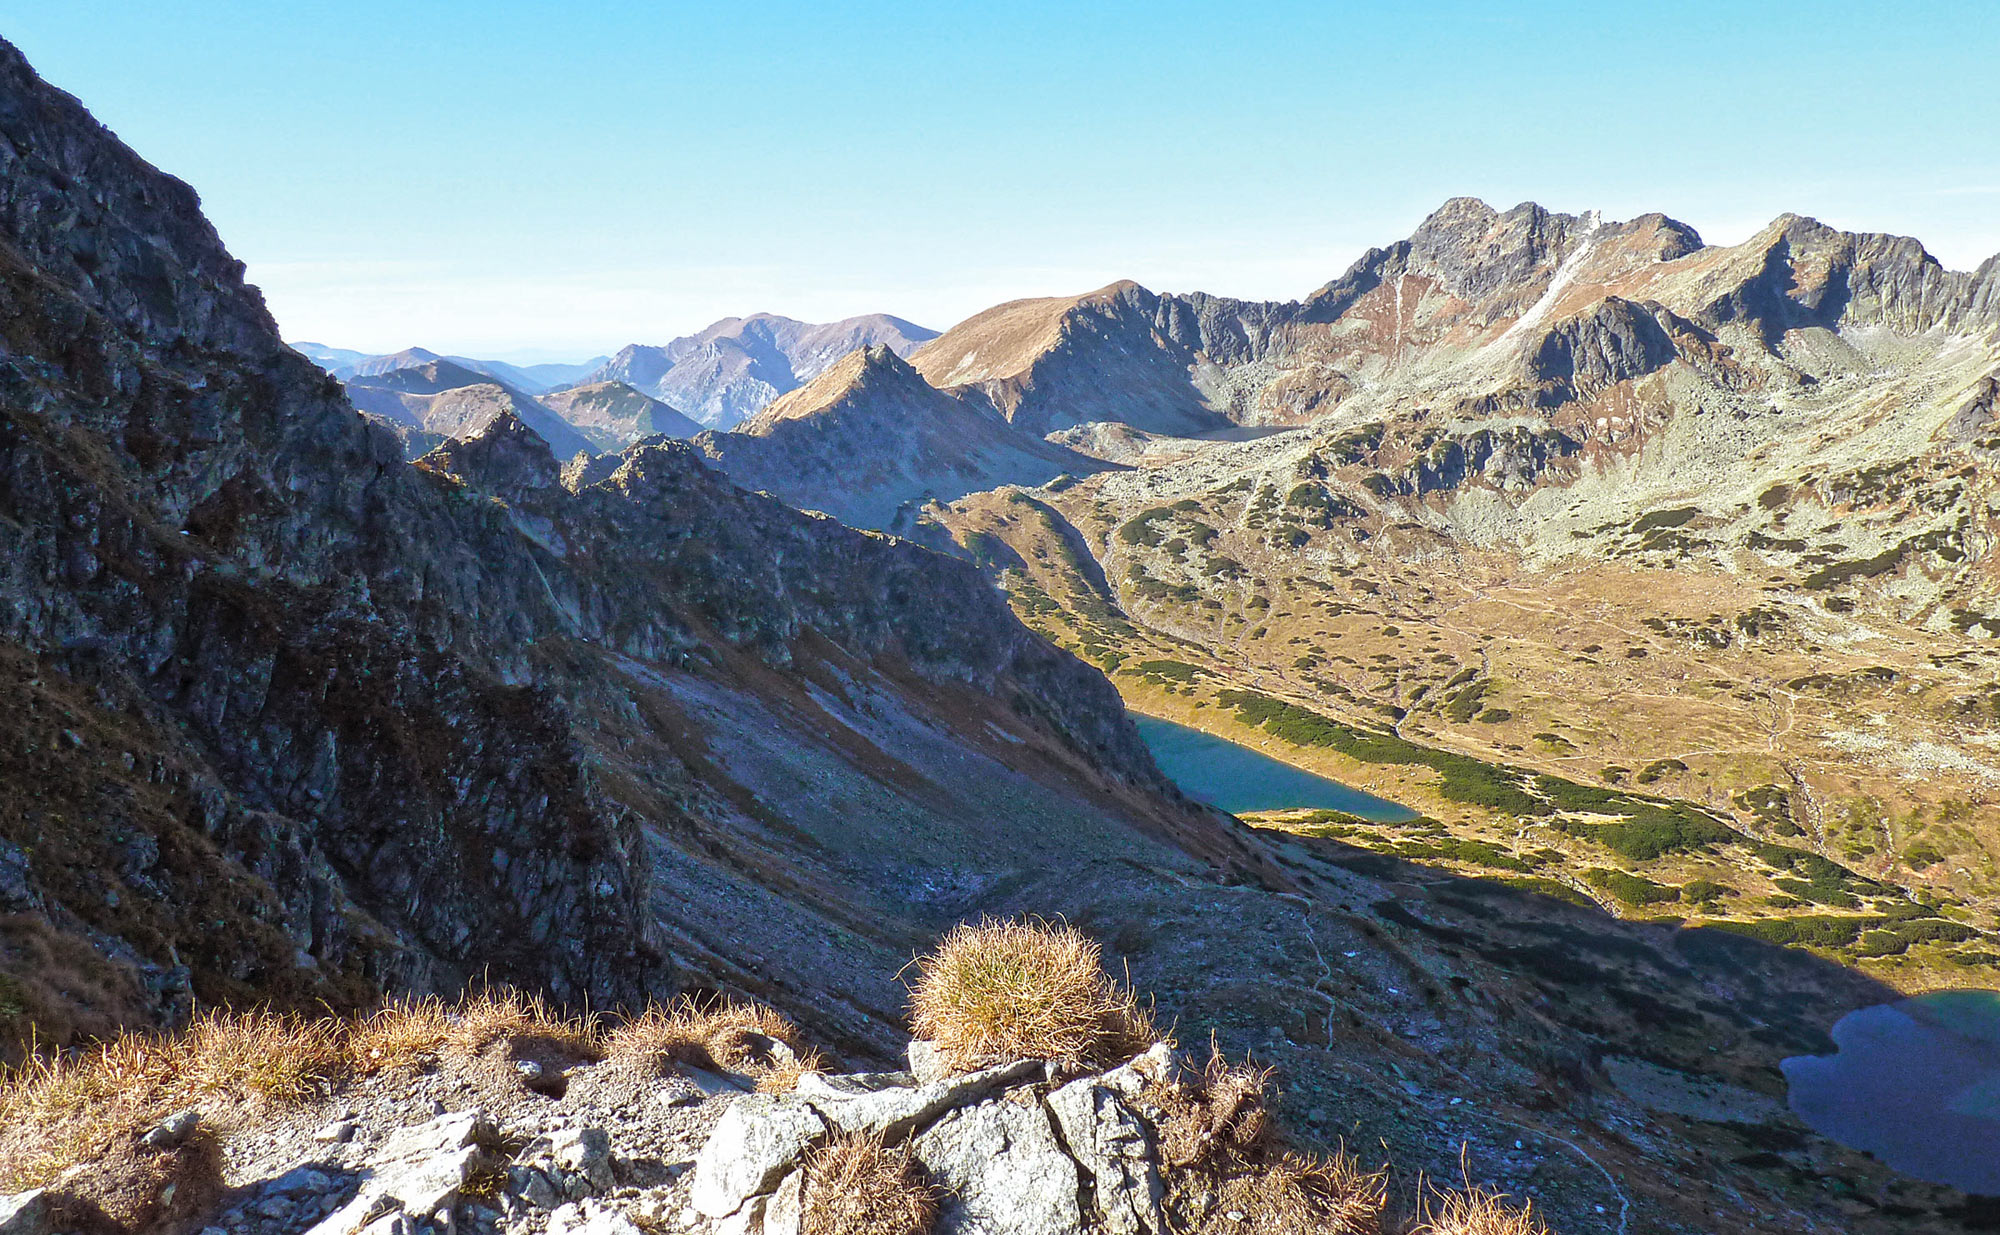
[348,995,453,1074]
[0,986,808,1190]
[351,988,603,1074]
[800,1132,938,1235]
[181,1011,346,1101]
[0,1010,344,1189]
[451,986,602,1057]
[1415,1182,1551,1235]
[907,918,1155,1072]
[1208,1155,1387,1235]
[1151,1048,1386,1235]
[605,996,817,1079]
[755,1050,827,1095]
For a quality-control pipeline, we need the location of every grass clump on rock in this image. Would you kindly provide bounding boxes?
[1151,1049,1385,1234]
[907,918,1154,1072]
[800,1132,938,1235]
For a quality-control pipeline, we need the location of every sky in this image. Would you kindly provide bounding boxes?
[7,1,1999,363]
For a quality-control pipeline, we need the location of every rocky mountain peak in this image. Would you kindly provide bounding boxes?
[0,42,280,359]
[414,410,561,499]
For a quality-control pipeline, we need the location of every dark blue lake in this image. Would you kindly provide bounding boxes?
[1133,714,1416,821]
[1782,989,2000,1194]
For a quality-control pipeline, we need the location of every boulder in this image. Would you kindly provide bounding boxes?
[1047,1079,1166,1235]
[913,1098,1084,1235]
[762,1170,805,1235]
[552,1127,616,1193]
[689,1095,828,1218]
[797,1058,1042,1141]
[305,1109,498,1235]
[0,1191,48,1235]
[908,1038,950,1083]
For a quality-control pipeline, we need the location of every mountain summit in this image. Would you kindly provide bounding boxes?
[695,344,1108,530]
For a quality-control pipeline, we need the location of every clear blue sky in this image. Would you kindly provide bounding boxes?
[7,1,1998,361]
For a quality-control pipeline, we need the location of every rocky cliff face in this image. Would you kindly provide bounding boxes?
[0,40,1229,1050]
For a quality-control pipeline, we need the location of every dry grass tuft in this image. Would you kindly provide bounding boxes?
[181,1011,346,1101]
[348,995,453,1074]
[1415,1182,1551,1235]
[1207,1153,1387,1234]
[801,1132,938,1235]
[449,986,602,1059]
[906,918,1154,1072]
[0,1010,345,1190]
[754,1049,828,1095]
[1155,1049,1278,1172]
[1151,1048,1385,1235]
[350,987,602,1074]
[606,997,814,1081]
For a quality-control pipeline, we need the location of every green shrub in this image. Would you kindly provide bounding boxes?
[1565,805,1734,861]
[1711,915,1881,948]
[1634,758,1688,784]
[1679,879,1728,906]
[1585,868,1678,907]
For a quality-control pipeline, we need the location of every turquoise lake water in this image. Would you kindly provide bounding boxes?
[1782,989,2000,1194]
[1132,715,1416,821]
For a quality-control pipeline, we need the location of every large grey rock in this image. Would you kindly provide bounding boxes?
[547,1199,646,1235]
[762,1170,805,1235]
[690,1095,828,1218]
[305,1110,498,1235]
[1099,1042,1180,1098]
[1047,1080,1165,1235]
[0,1191,48,1235]
[913,1098,1084,1235]
[907,1039,950,1083]
[797,1058,1041,1141]
[552,1126,616,1193]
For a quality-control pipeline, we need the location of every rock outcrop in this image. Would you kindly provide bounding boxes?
[689,1042,1180,1235]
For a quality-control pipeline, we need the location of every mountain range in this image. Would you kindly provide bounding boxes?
[6,32,1999,1231]
[585,311,938,429]
[296,344,607,395]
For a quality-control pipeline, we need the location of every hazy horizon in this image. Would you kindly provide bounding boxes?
[11,1,1999,358]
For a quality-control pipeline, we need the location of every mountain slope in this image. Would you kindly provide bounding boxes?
[924,198,2000,1002]
[343,362,597,460]
[693,345,1110,530]
[0,38,1241,1057]
[0,46,1979,1231]
[912,280,1250,437]
[588,311,938,429]
[539,379,701,445]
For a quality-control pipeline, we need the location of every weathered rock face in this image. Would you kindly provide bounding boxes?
[1524,296,1687,405]
[0,39,1228,1042]
[686,1044,1182,1235]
